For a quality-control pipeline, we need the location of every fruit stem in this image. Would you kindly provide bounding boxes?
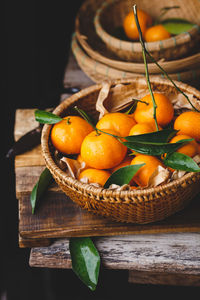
[133,5,159,131]
[133,5,199,113]
[144,50,200,112]
[66,117,71,124]
[133,98,149,105]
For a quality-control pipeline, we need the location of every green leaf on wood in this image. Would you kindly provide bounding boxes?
[161,18,196,35]
[163,152,200,172]
[104,164,145,188]
[30,168,53,214]
[35,109,63,124]
[69,237,100,291]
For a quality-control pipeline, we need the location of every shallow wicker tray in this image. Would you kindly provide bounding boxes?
[72,34,200,84]
[41,77,200,224]
[94,0,200,62]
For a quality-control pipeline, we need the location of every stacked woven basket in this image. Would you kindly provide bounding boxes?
[72,0,200,84]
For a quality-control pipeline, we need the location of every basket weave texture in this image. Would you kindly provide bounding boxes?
[41,77,200,224]
[94,0,200,62]
[72,33,200,84]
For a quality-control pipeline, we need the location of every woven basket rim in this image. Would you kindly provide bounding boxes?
[76,27,200,74]
[94,0,200,52]
[41,77,200,203]
[71,34,200,84]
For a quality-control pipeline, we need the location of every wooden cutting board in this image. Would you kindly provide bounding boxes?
[15,109,200,248]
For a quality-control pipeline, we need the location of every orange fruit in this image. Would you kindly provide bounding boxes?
[174,111,200,142]
[131,154,164,187]
[134,93,174,127]
[96,112,136,137]
[51,116,93,154]
[78,168,111,186]
[80,129,127,169]
[169,134,199,157]
[129,122,162,136]
[144,24,171,42]
[123,10,152,40]
[111,156,132,172]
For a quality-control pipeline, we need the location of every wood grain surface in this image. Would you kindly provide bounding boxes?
[29,233,200,285]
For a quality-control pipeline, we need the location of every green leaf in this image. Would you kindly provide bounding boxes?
[69,237,100,291]
[30,168,53,214]
[163,152,200,172]
[122,137,193,156]
[104,164,145,188]
[161,18,196,35]
[35,109,63,124]
[124,128,178,143]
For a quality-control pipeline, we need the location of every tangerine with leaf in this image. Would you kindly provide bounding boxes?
[144,24,171,42]
[80,129,127,170]
[131,154,165,187]
[129,122,162,136]
[134,93,174,127]
[169,134,199,157]
[51,116,93,155]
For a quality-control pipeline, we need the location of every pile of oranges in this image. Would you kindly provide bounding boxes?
[123,9,171,42]
[51,92,200,188]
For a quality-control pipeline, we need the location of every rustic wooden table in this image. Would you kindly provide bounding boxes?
[15,52,200,287]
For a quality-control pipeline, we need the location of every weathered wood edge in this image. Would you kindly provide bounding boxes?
[20,224,200,240]
[29,233,200,275]
[128,270,200,286]
[19,235,52,248]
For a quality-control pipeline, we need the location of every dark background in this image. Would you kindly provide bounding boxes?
[3,0,200,299]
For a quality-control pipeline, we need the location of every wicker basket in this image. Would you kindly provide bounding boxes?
[94,0,200,62]
[72,34,200,84]
[41,77,200,224]
[76,27,200,74]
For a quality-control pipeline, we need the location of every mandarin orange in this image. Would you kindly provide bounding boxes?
[131,154,164,187]
[123,10,152,40]
[51,116,93,154]
[144,24,171,42]
[129,122,162,136]
[78,168,111,186]
[80,129,127,169]
[174,111,200,142]
[96,112,136,137]
[169,134,199,157]
[134,93,174,127]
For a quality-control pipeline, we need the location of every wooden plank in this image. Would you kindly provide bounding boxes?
[15,108,200,246]
[18,181,200,239]
[29,233,200,276]
[128,271,200,286]
[14,109,45,168]
[19,235,51,248]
